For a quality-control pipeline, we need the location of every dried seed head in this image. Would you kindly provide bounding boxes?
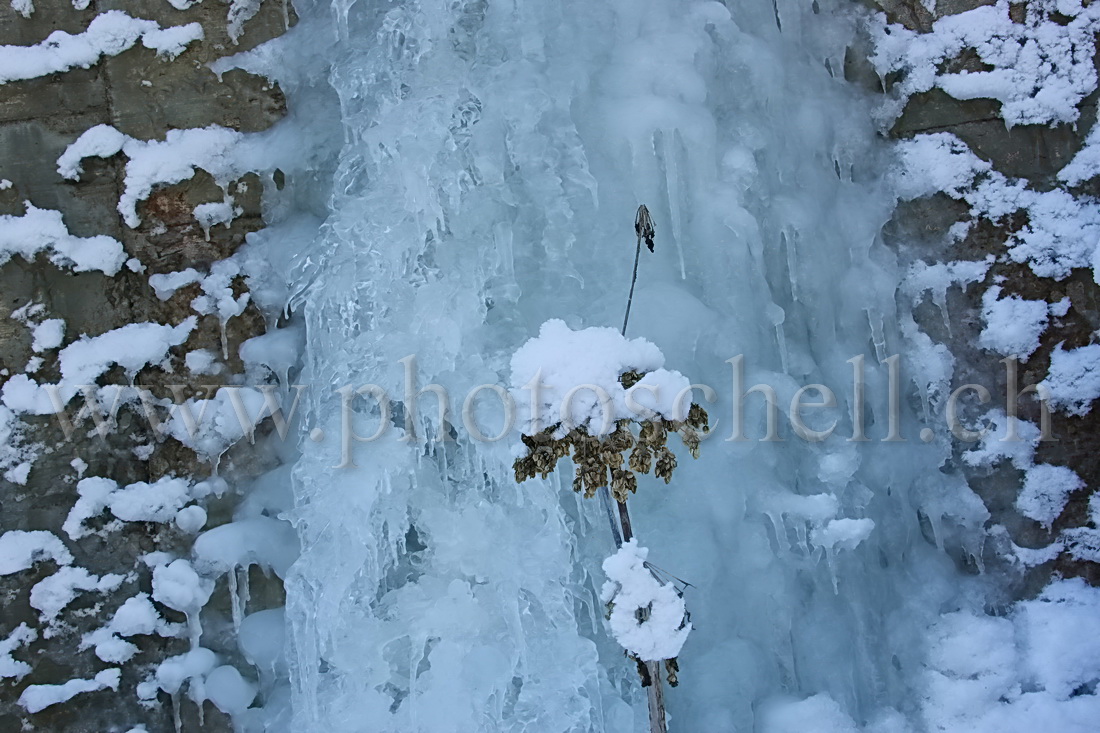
[629,444,652,474]
[688,402,709,431]
[679,426,701,459]
[635,204,655,252]
[611,469,637,503]
[665,658,679,687]
[654,446,677,483]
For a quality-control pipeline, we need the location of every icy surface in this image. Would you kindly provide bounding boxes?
[271,0,1011,730]
[7,0,1086,727]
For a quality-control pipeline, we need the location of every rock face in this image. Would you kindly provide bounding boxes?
[859,0,1100,589]
[0,1,291,730]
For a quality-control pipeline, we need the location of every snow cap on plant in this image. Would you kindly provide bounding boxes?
[601,540,691,662]
[509,319,708,500]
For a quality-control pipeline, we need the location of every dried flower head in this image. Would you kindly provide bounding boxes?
[512,370,708,500]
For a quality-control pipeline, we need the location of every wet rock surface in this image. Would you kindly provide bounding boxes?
[861,0,1100,590]
[0,1,292,729]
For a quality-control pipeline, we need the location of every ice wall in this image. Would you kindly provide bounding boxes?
[281,0,979,730]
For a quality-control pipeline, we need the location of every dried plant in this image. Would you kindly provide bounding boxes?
[512,205,699,733]
[512,399,708,502]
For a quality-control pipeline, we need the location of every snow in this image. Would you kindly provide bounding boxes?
[227,0,264,42]
[10,0,32,19]
[149,261,252,354]
[18,668,120,713]
[0,530,72,574]
[149,268,203,300]
[0,203,126,275]
[193,516,299,578]
[61,318,197,384]
[190,259,251,324]
[2,318,198,416]
[1017,579,1100,701]
[978,286,1052,361]
[0,11,202,85]
[107,476,194,523]
[142,22,204,57]
[31,318,65,352]
[138,648,216,704]
[152,559,214,619]
[810,517,875,552]
[64,475,202,536]
[1059,112,1100,186]
[238,608,285,672]
[165,386,271,460]
[0,624,36,680]
[193,199,240,239]
[509,319,691,436]
[56,124,128,180]
[82,593,178,663]
[63,476,117,539]
[30,566,124,628]
[58,124,258,228]
[239,325,302,380]
[761,694,860,733]
[204,665,257,715]
[904,257,992,311]
[1017,464,1084,528]
[185,348,220,374]
[0,405,36,486]
[1039,343,1100,415]
[600,540,691,662]
[961,409,1042,470]
[175,505,208,533]
[872,0,1100,126]
[893,133,1100,282]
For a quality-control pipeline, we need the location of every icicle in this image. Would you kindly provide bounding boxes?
[240,565,251,624]
[866,309,887,363]
[228,566,243,634]
[767,303,788,374]
[171,690,182,733]
[219,319,230,360]
[660,131,687,280]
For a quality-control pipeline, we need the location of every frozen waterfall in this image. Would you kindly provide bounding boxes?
[277,0,981,730]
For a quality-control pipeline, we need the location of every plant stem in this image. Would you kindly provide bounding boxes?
[646,662,668,733]
[599,487,623,547]
[622,230,643,337]
[618,205,667,733]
